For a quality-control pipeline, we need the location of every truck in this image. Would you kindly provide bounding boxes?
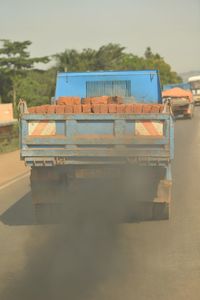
[162,87,194,119]
[188,75,200,105]
[163,82,191,91]
[19,70,174,223]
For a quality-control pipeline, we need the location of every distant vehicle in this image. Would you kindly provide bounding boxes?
[163,82,190,91]
[188,75,200,105]
[162,87,194,119]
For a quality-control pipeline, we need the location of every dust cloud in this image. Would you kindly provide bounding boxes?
[1,165,160,300]
[1,175,132,300]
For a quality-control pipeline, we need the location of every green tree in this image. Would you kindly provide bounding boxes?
[143,47,182,84]
[54,49,80,72]
[119,53,145,70]
[144,47,154,59]
[16,68,57,107]
[94,43,125,70]
[54,44,181,85]
[0,72,12,103]
[78,48,97,71]
[54,43,126,72]
[0,40,49,110]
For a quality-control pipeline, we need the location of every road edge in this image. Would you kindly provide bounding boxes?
[0,172,30,191]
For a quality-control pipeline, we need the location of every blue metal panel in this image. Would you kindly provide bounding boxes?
[76,120,114,135]
[25,137,168,145]
[22,149,170,158]
[55,70,162,103]
[56,121,65,135]
[21,119,29,150]
[125,121,135,135]
[23,113,169,121]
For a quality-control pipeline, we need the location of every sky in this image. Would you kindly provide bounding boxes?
[0,0,199,74]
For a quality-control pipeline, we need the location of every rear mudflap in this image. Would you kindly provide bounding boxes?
[154,180,172,204]
[153,180,172,220]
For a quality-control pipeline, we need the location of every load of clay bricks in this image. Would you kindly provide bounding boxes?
[28,96,164,114]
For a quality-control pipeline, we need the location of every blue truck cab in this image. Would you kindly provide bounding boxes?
[55,70,162,103]
[20,70,174,222]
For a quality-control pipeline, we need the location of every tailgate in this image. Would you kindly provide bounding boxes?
[20,113,173,166]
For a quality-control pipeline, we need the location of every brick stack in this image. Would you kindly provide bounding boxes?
[27,96,164,114]
[28,103,164,114]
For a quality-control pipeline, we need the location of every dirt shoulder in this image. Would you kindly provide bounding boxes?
[0,150,29,186]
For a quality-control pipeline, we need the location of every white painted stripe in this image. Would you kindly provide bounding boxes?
[41,122,56,135]
[152,122,163,135]
[0,172,30,191]
[135,122,150,136]
[28,122,38,135]
[28,121,56,136]
[135,121,163,136]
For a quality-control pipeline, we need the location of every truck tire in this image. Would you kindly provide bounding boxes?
[152,203,170,220]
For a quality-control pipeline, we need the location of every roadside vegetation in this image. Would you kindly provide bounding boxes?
[0,136,19,153]
[0,123,19,153]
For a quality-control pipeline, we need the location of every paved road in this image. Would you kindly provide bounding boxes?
[0,109,200,299]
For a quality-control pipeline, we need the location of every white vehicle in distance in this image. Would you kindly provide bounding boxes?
[188,75,200,105]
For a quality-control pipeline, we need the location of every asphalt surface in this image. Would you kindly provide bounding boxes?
[0,108,200,299]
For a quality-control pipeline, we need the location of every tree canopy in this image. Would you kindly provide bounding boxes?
[0,39,49,108]
[55,44,182,83]
[0,41,182,108]
[54,43,126,72]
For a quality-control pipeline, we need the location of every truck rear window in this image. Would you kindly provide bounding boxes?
[86,80,131,97]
